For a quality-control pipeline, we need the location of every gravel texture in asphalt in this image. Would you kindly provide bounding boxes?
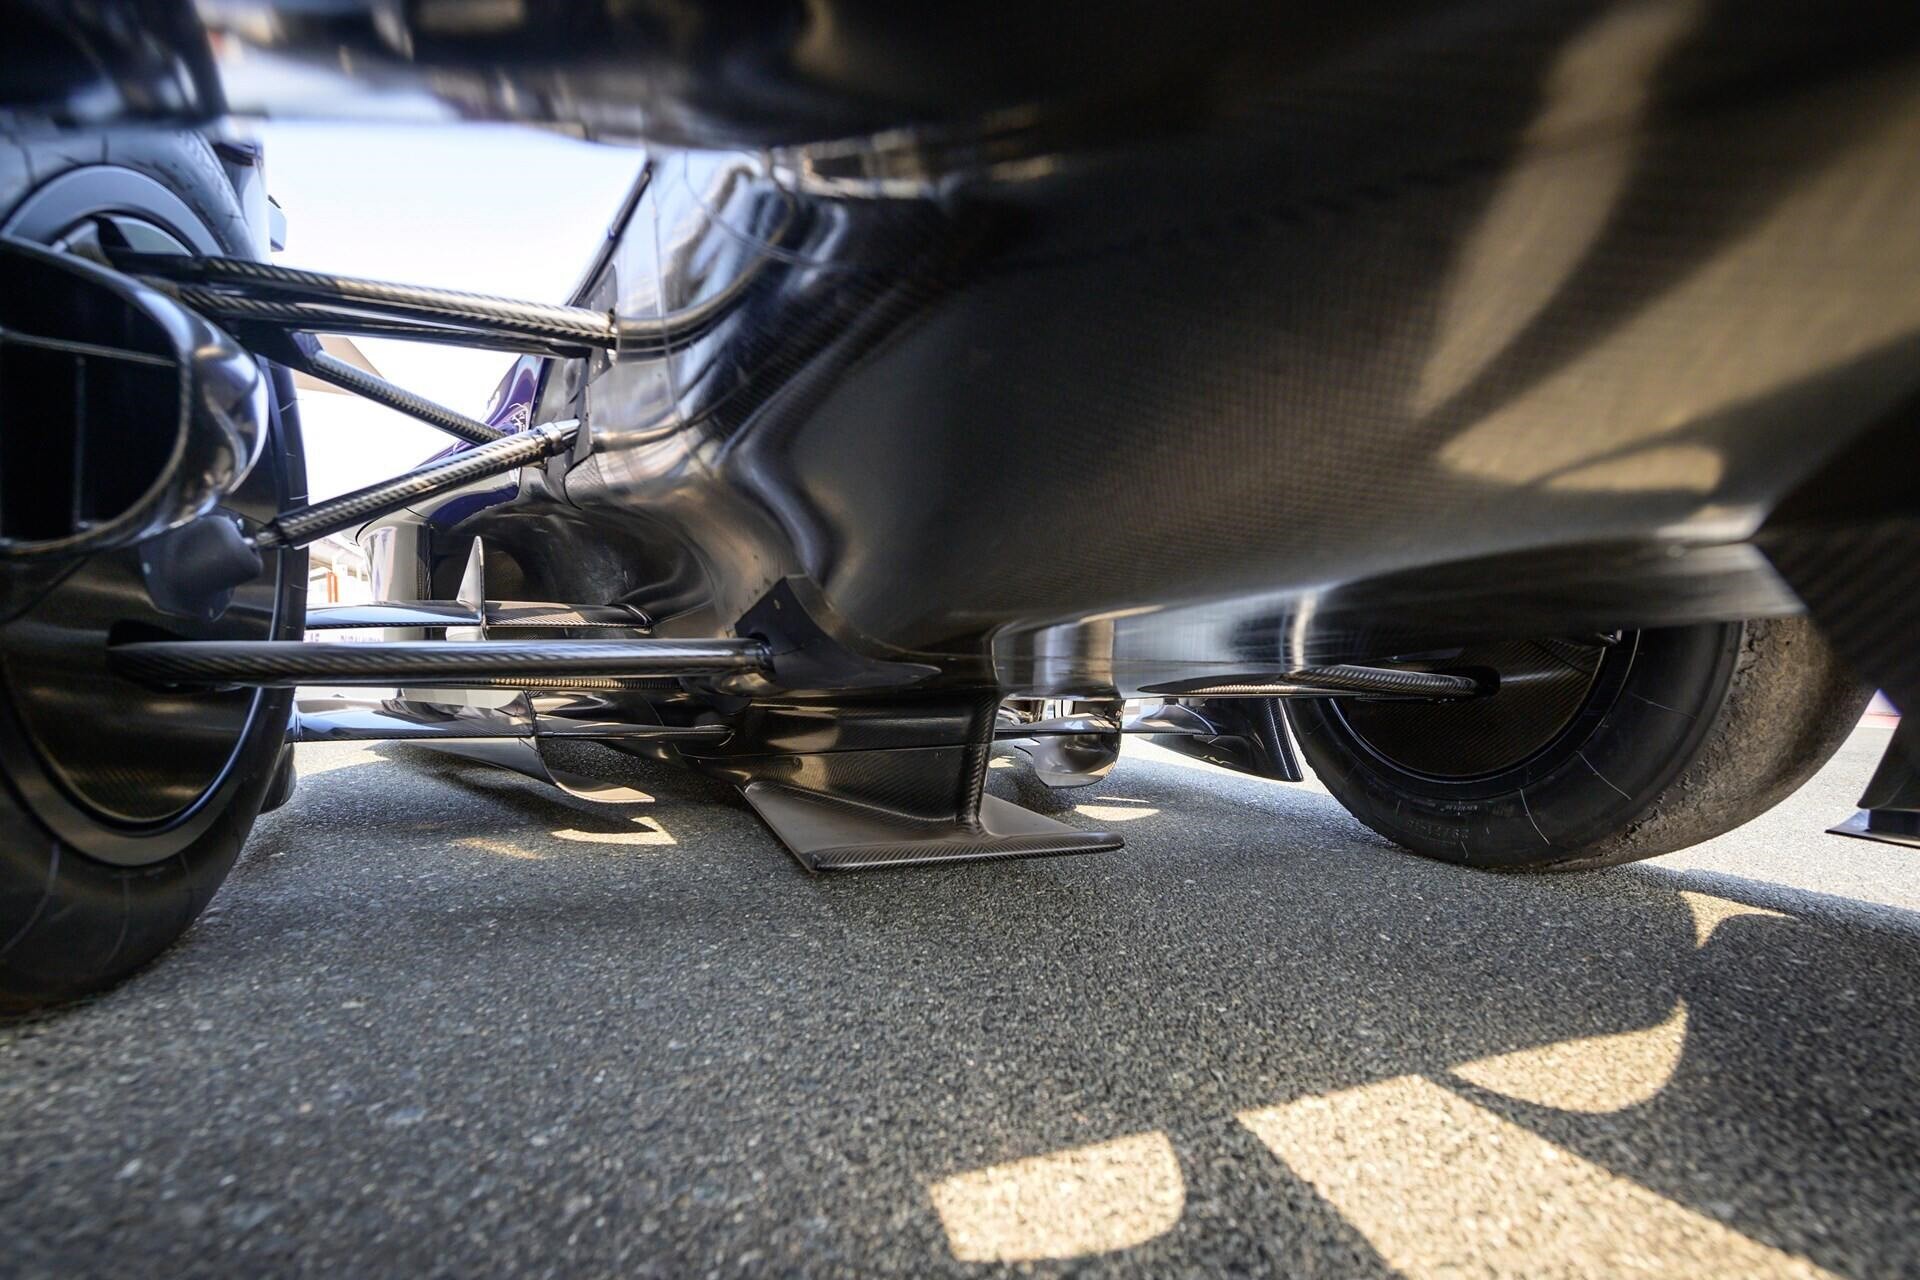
[3,725,1917,1277]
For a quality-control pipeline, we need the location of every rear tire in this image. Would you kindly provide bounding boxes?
[1287,618,1869,870]
[0,132,306,1012]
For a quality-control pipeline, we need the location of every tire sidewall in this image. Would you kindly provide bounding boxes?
[1288,624,1743,867]
[0,136,306,1010]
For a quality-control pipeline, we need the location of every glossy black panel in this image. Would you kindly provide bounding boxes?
[273,3,1920,778]
[493,2,1920,712]
[205,1,1413,148]
[1141,700,1304,784]
[1,0,222,125]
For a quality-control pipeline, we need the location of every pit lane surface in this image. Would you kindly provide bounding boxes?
[3,725,1917,1277]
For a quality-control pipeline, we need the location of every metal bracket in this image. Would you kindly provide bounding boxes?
[696,690,1122,873]
[1134,698,1306,783]
[743,783,1120,872]
[1829,715,1920,848]
[137,513,261,621]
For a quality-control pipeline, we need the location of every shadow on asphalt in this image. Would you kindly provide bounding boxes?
[4,738,1916,1276]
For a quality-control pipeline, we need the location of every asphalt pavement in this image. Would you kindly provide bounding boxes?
[3,724,1918,1278]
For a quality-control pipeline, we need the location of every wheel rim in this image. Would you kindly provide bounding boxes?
[1332,635,1638,790]
[0,167,288,865]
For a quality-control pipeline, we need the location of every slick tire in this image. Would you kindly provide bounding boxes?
[0,131,306,1012]
[1287,619,1869,870]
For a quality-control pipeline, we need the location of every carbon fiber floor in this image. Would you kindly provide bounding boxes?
[1,728,1915,1277]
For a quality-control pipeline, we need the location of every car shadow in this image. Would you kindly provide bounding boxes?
[9,738,1917,1277]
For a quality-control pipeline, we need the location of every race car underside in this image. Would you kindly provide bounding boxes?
[1,233,1909,872]
[13,243,1495,872]
[8,0,1920,886]
[8,1,1920,1023]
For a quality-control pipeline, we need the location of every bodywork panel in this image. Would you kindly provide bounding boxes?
[377,6,1920,699]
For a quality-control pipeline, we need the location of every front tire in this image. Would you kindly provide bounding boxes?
[0,133,306,1012]
[1287,618,1869,870]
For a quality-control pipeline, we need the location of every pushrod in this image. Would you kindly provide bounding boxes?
[110,637,771,688]
[252,421,577,550]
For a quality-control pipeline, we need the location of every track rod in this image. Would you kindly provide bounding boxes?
[174,287,589,356]
[120,252,762,358]
[1141,665,1483,700]
[304,600,653,631]
[252,421,577,549]
[110,637,771,688]
[130,254,615,349]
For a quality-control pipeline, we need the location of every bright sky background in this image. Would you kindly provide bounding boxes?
[255,123,642,498]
